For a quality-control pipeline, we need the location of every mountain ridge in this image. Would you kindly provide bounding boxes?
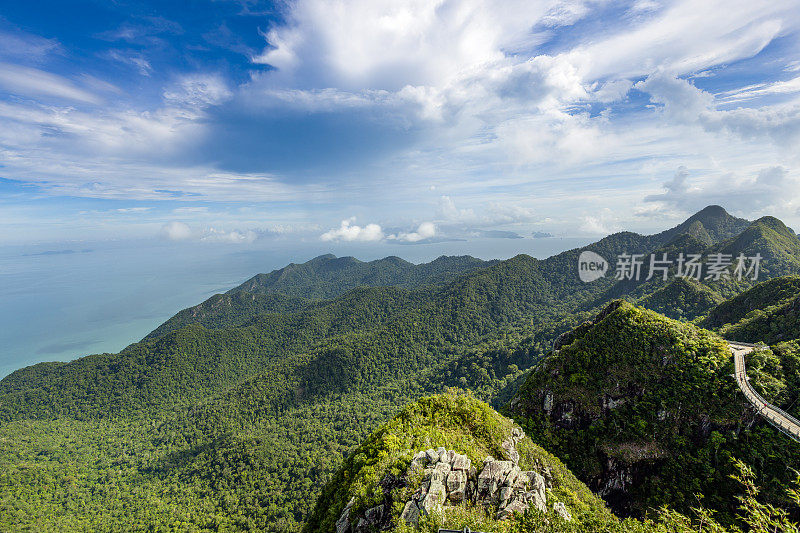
[3,205,800,531]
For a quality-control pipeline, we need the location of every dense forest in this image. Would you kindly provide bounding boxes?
[510,299,800,524]
[2,205,800,531]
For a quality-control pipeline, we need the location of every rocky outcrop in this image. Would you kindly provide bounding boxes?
[401,447,549,525]
[402,427,567,525]
[334,427,572,531]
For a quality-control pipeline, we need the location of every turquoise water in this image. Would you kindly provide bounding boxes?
[0,237,589,378]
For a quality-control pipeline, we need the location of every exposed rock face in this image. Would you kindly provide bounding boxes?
[553,501,572,521]
[336,498,356,533]
[400,428,551,525]
[335,427,572,531]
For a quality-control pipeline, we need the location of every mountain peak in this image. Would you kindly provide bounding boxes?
[694,204,728,217]
[656,205,749,246]
[752,215,793,233]
[683,205,740,228]
[308,253,337,262]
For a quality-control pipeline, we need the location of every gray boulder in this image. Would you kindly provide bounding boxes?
[446,470,467,502]
[400,501,420,525]
[451,453,471,471]
[553,501,572,521]
[336,497,355,533]
[497,498,529,520]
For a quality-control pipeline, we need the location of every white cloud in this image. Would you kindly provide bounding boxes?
[438,195,477,223]
[636,72,800,150]
[0,63,100,104]
[161,221,192,241]
[105,50,153,76]
[163,74,232,107]
[160,221,259,243]
[389,221,436,242]
[645,166,799,215]
[240,0,800,180]
[437,195,539,225]
[320,218,385,241]
[253,0,549,90]
[716,76,800,103]
[563,2,789,81]
[172,206,210,215]
[0,28,62,61]
[201,227,257,243]
[634,73,714,123]
[579,208,622,235]
[116,207,153,213]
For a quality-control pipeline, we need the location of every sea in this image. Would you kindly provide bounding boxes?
[0,236,590,378]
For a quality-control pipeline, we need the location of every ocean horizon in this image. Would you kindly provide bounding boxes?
[0,236,590,378]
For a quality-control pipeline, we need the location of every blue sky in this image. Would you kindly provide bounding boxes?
[2,0,800,247]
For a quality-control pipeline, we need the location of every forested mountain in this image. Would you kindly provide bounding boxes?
[651,204,750,245]
[2,206,800,531]
[308,393,800,533]
[145,254,495,341]
[509,299,800,523]
[229,253,496,299]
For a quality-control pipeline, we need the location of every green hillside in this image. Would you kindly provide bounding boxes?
[229,254,496,299]
[714,216,800,277]
[306,393,800,533]
[509,300,800,523]
[699,275,800,329]
[635,277,724,320]
[305,393,621,532]
[144,291,310,341]
[145,254,495,341]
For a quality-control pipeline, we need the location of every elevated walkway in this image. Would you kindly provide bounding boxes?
[730,341,800,443]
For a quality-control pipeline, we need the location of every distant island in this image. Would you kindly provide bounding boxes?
[23,249,93,257]
[531,231,553,238]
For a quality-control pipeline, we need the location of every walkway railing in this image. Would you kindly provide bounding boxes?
[730,342,800,444]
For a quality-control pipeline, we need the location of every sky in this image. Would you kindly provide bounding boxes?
[1,0,800,245]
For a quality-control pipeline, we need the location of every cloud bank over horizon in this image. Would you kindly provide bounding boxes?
[1,0,800,245]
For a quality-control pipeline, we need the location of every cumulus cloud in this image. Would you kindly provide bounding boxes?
[320,219,439,243]
[161,221,259,243]
[634,73,713,123]
[636,72,800,150]
[161,221,192,241]
[201,227,257,243]
[438,196,477,223]
[645,166,799,214]
[579,208,622,235]
[388,221,436,242]
[320,218,385,241]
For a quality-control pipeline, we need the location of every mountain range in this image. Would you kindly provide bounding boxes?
[1,205,800,532]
